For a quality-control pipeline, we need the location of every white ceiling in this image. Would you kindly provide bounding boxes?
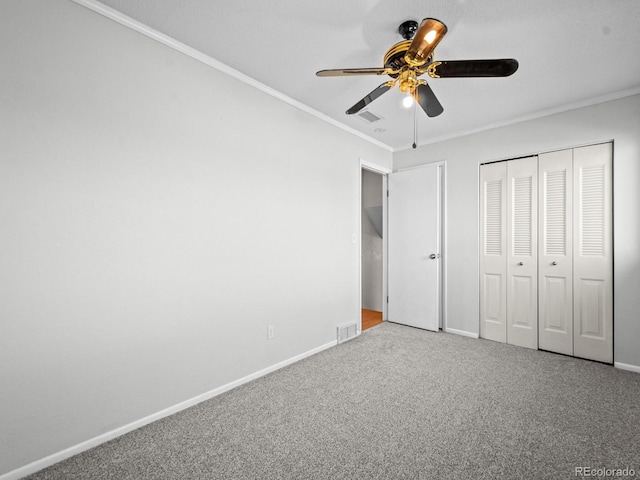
[93,0,640,151]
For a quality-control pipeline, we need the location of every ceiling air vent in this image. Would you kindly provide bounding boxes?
[357,110,382,123]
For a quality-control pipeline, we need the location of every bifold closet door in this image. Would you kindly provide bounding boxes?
[538,149,574,355]
[480,162,507,343]
[480,158,538,348]
[483,144,612,362]
[573,143,613,363]
[506,157,538,349]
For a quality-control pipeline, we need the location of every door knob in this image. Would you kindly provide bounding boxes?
[518,262,524,266]
[552,261,558,266]
[429,254,437,259]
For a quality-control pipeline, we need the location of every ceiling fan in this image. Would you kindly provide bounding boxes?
[316,18,518,145]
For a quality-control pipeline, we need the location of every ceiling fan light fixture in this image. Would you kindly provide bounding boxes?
[315,17,519,143]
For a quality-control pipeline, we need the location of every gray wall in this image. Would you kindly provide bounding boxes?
[0,0,391,475]
[2,0,639,476]
[361,169,383,311]
[394,94,640,368]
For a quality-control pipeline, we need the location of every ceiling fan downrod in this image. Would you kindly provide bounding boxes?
[398,20,418,40]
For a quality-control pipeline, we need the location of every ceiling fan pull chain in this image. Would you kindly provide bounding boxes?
[412,97,418,149]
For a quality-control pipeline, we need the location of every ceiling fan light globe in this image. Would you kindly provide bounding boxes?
[405,18,447,66]
[402,95,414,108]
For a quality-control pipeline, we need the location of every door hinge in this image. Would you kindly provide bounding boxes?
[387,295,389,303]
[387,190,389,197]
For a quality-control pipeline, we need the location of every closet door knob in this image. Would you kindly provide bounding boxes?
[518,262,524,266]
[429,254,437,259]
[551,261,558,266]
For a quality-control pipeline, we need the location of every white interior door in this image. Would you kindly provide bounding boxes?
[573,143,613,363]
[538,149,574,356]
[388,163,441,331]
[506,157,538,349]
[480,162,507,343]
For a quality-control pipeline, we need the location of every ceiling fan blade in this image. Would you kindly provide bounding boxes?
[415,83,444,117]
[316,68,392,77]
[404,18,447,67]
[346,82,394,115]
[425,59,519,78]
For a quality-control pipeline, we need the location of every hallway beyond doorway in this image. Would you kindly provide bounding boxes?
[362,309,383,331]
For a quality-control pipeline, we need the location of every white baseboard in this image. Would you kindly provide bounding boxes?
[444,327,479,339]
[614,362,640,374]
[0,340,337,480]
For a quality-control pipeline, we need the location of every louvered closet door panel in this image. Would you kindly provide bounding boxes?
[573,143,613,363]
[480,162,507,343]
[506,157,538,349]
[538,149,574,355]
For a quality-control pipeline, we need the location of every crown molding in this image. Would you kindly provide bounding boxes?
[397,86,640,151]
[69,0,393,153]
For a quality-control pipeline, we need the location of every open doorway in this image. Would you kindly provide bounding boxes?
[361,167,386,331]
[359,160,446,334]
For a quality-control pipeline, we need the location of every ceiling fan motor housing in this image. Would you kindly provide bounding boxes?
[384,40,431,78]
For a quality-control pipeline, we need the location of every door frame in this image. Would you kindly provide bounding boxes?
[359,160,391,333]
[358,159,447,333]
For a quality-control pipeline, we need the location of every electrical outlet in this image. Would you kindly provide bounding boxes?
[267,325,275,340]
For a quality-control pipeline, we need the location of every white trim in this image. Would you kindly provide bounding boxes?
[444,328,480,339]
[437,163,443,329]
[69,0,393,153]
[478,139,615,168]
[357,159,363,333]
[0,340,337,480]
[393,162,441,173]
[382,173,389,322]
[360,159,392,174]
[614,362,640,374]
[440,162,448,332]
[358,159,391,326]
[396,87,640,151]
